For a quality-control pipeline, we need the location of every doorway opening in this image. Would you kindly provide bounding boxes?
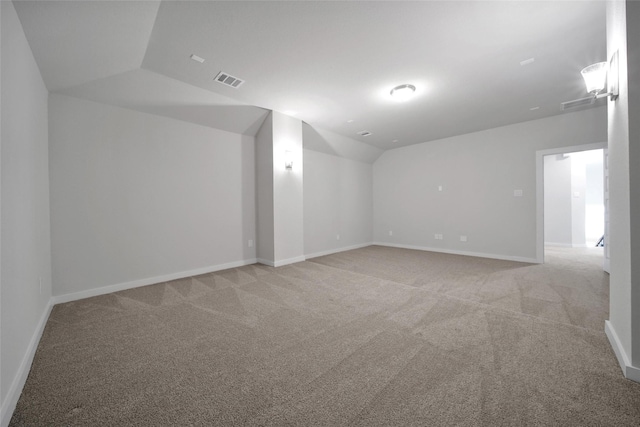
[543,149,604,248]
[535,142,607,265]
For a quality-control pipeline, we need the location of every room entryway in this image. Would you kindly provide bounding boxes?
[544,149,605,246]
[536,143,607,268]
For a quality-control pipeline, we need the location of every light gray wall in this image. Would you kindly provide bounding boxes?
[544,155,572,246]
[303,149,373,257]
[49,94,256,298]
[1,0,52,418]
[373,106,606,262]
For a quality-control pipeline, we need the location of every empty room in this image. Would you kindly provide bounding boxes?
[2,0,640,425]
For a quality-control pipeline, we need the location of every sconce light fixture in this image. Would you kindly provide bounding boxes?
[285,150,293,170]
[581,50,619,101]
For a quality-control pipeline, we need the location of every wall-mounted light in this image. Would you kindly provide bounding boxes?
[581,50,619,101]
[285,150,293,170]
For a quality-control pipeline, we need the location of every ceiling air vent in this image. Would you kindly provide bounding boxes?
[357,131,372,137]
[561,96,595,110]
[214,71,245,89]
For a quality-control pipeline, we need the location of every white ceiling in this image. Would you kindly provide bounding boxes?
[13,0,606,148]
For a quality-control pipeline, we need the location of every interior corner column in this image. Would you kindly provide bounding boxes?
[626,0,640,371]
[255,111,304,267]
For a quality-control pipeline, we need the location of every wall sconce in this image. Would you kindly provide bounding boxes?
[285,150,293,170]
[581,50,619,101]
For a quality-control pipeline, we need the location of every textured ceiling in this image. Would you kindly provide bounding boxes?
[13,0,607,147]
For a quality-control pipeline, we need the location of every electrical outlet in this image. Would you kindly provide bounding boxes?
[460,235,467,242]
[336,234,340,240]
[438,185,443,192]
[435,234,443,240]
[389,230,393,236]
[248,239,254,248]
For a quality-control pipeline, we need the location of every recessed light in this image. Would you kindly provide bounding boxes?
[190,54,205,64]
[390,84,416,101]
[520,58,535,66]
[530,106,540,111]
[392,139,399,143]
[347,119,354,123]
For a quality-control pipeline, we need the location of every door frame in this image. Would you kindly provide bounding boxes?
[535,141,607,264]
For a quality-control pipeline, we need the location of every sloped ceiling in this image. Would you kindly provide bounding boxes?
[13,0,606,147]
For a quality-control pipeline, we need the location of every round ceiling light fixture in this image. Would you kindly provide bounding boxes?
[390,84,416,101]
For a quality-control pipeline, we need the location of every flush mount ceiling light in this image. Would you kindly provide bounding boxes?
[390,84,416,101]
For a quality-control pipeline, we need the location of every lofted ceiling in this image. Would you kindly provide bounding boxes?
[13,0,606,149]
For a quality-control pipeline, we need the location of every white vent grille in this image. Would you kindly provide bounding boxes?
[214,71,245,89]
[357,131,372,137]
[561,96,595,110]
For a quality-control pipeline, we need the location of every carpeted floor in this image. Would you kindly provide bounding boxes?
[10,246,640,426]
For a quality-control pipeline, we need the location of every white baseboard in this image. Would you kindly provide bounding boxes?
[257,255,307,268]
[52,258,258,305]
[256,258,275,267]
[373,242,538,264]
[605,321,640,383]
[1,301,53,427]
[274,255,306,267]
[305,242,373,260]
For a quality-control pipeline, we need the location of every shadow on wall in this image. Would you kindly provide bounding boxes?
[129,105,270,136]
[302,124,384,164]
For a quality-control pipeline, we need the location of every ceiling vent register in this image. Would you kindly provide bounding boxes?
[561,96,595,110]
[357,131,372,137]
[214,71,245,88]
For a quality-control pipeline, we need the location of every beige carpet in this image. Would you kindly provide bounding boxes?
[10,246,640,426]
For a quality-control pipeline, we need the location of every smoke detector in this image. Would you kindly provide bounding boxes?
[214,71,245,89]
